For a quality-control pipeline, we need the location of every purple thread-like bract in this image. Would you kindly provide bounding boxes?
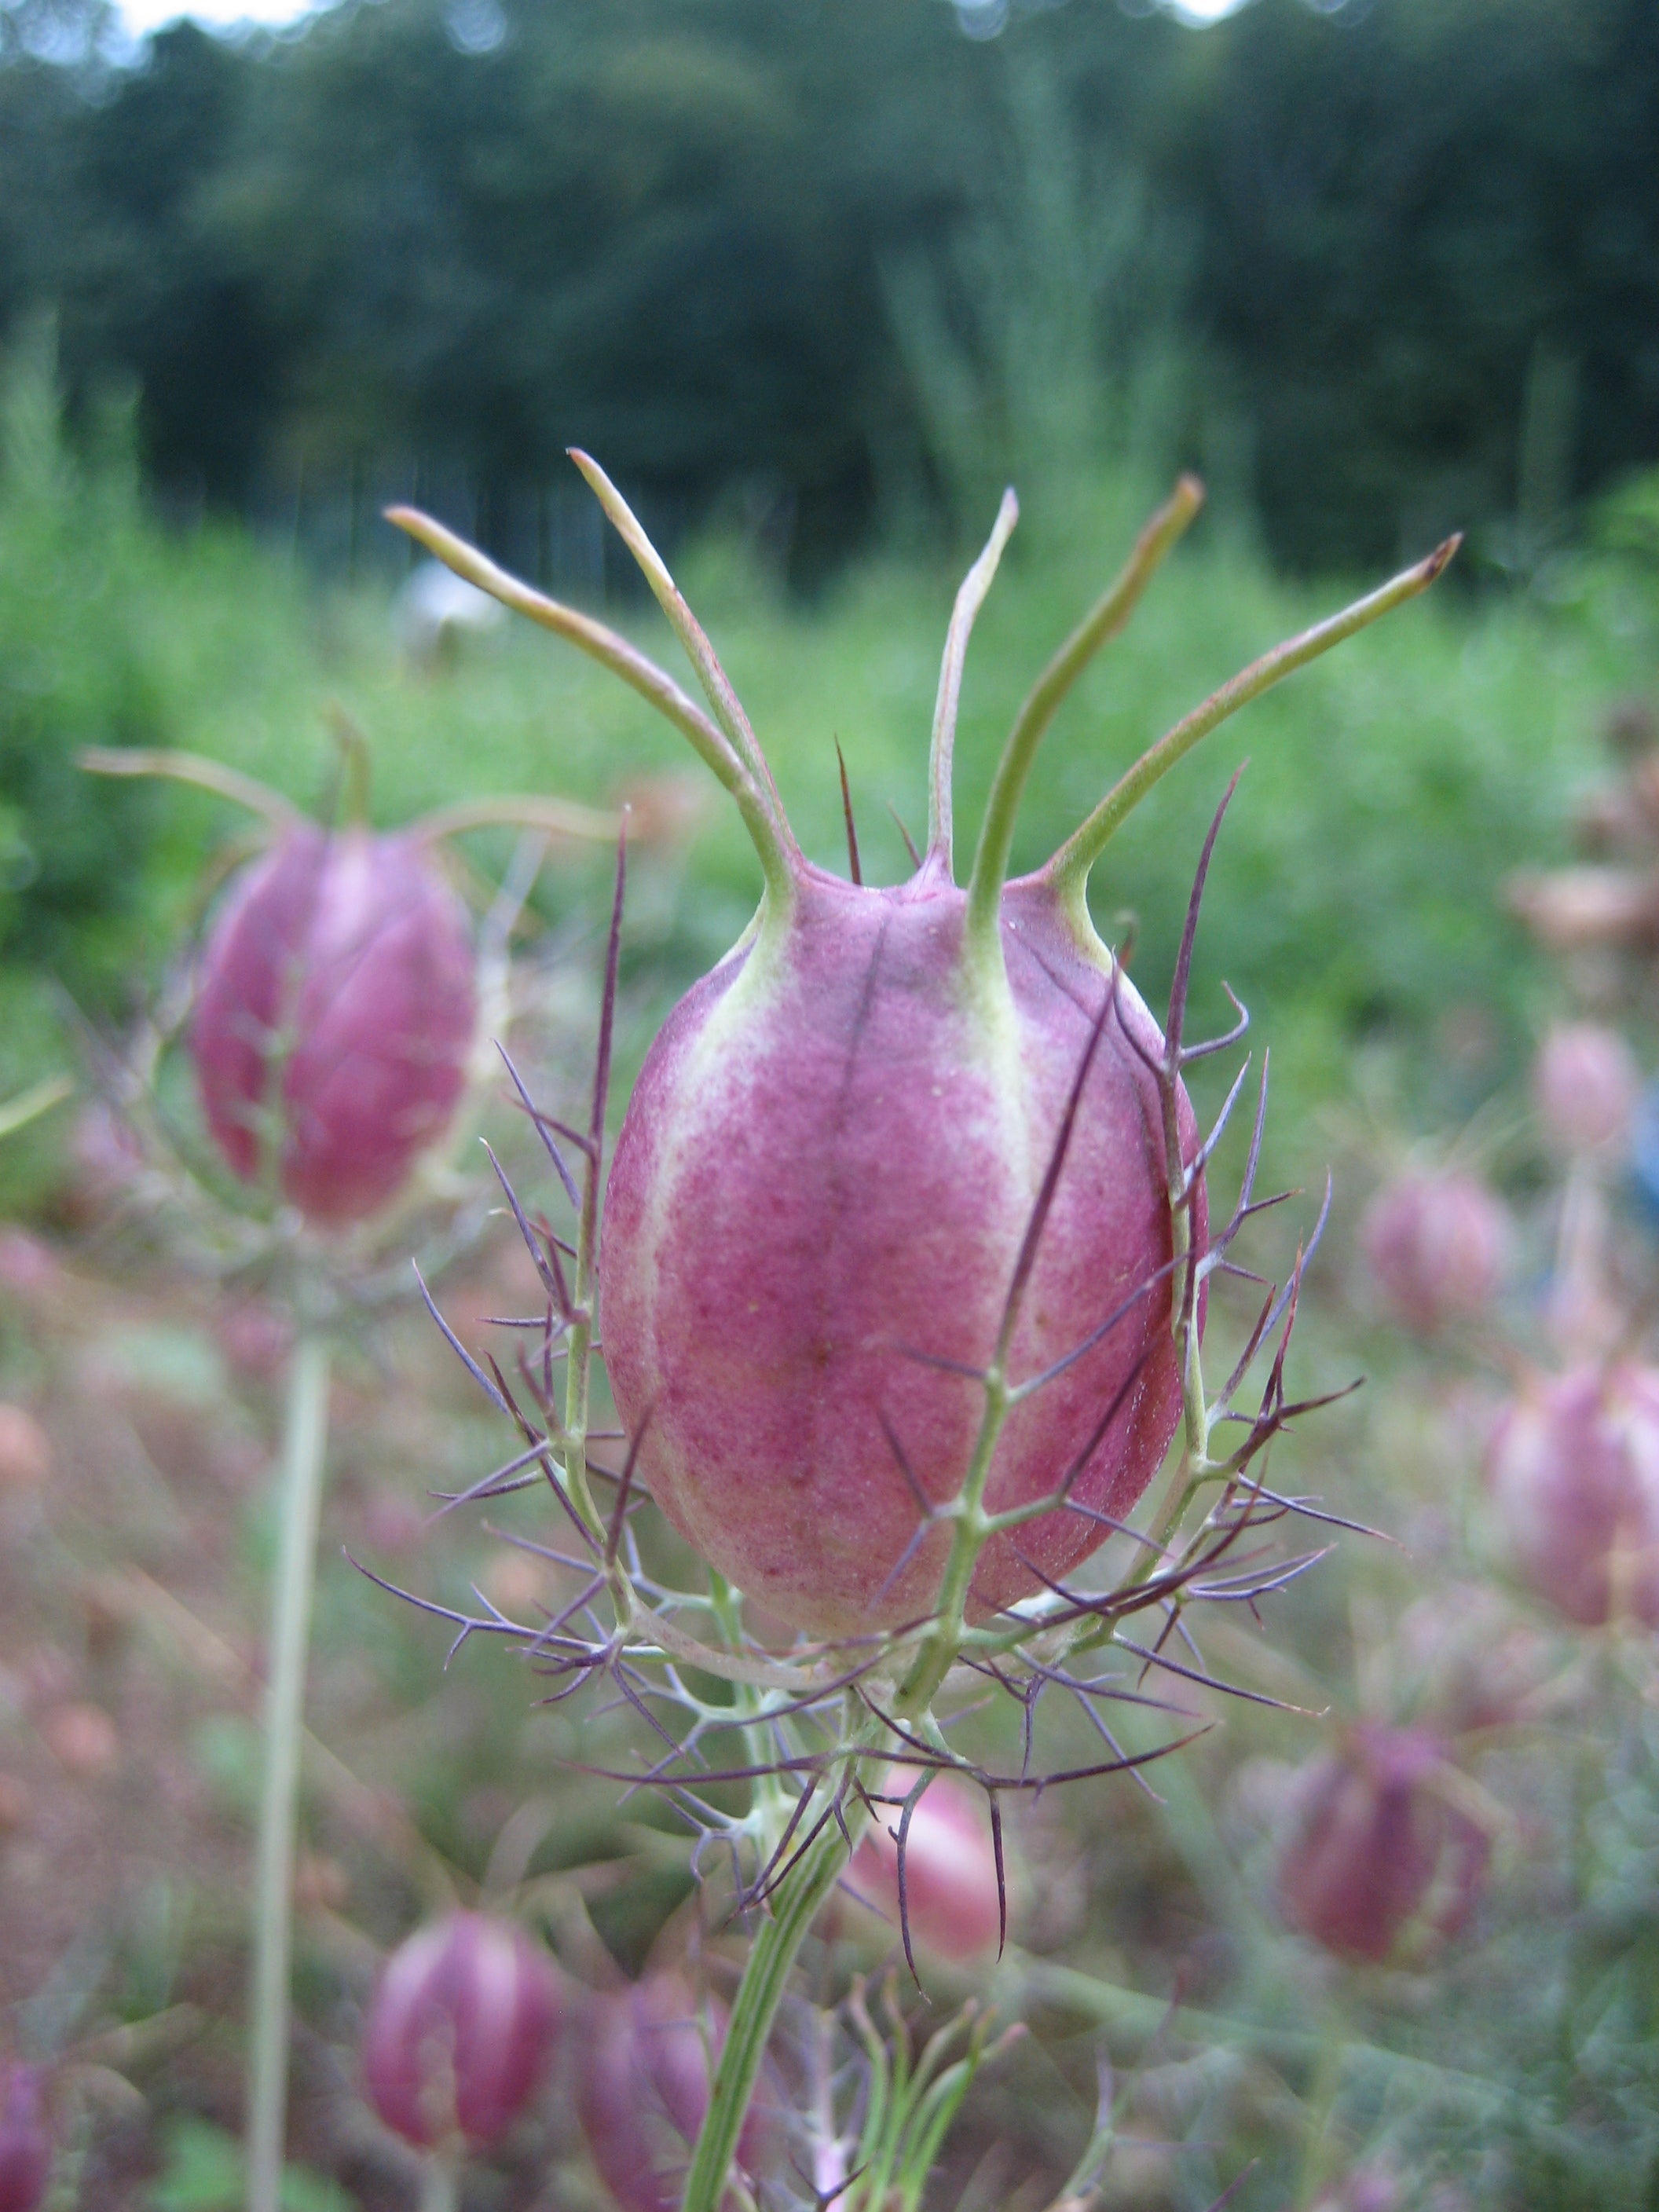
[192,825,477,1225]
[847,1770,1004,1960]
[601,868,1201,1635]
[1277,1725,1488,1964]
[0,2068,49,2212]
[1486,1364,1659,1628]
[361,1912,565,2151]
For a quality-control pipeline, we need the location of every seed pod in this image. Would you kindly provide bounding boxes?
[361,1912,565,2152]
[1276,1725,1488,1964]
[1359,1170,1507,1335]
[0,2067,50,2212]
[846,1771,1003,1961]
[392,465,1454,1634]
[1533,1023,1639,1156]
[576,1974,771,2212]
[192,825,477,1227]
[1486,1364,1659,1628]
[602,874,1203,1635]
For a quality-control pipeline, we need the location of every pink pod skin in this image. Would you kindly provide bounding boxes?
[1276,1725,1489,1965]
[1533,1022,1639,1157]
[576,1975,773,2212]
[1486,1365,1659,1628]
[0,2067,50,2212]
[1359,1170,1507,1336]
[600,869,1203,1638]
[361,1912,565,2152]
[192,824,478,1227]
[846,1770,1003,1961]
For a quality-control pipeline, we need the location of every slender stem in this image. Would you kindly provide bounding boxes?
[962,478,1203,969]
[925,489,1019,881]
[567,450,799,860]
[385,506,796,909]
[894,1375,1013,1716]
[681,1778,874,2212]
[79,745,298,830]
[0,1074,72,1143]
[412,793,621,846]
[418,2151,460,2212]
[247,1333,332,2212]
[1043,534,1460,899]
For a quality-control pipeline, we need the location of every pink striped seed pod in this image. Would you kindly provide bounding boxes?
[846,1770,1004,1962]
[1533,1022,1639,1157]
[0,2068,50,2212]
[1359,1170,1507,1335]
[1276,1726,1489,1964]
[576,1974,773,2212]
[192,825,477,1227]
[361,1913,565,2152]
[1485,1364,1659,1628]
[601,877,1203,1636]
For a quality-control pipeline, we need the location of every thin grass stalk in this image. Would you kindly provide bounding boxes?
[247,1331,332,2212]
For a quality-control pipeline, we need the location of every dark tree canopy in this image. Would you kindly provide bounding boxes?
[2,0,1655,571]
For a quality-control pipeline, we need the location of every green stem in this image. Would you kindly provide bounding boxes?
[79,745,298,830]
[412,793,621,846]
[418,2151,460,2212]
[681,1760,876,2212]
[385,505,797,910]
[1042,534,1459,901]
[567,449,798,862]
[925,489,1020,880]
[961,477,1203,972]
[247,1333,332,2212]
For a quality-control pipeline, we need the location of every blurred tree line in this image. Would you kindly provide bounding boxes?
[0,0,1654,577]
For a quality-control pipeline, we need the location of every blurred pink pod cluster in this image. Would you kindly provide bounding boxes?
[1485,1365,1659,1628]
[192,825,478,1227]
[576,1973,773,2212]
[0,2068,50,2212]
[1359,1169,1508,1335]
[1276,1725,1489,1964]
[845,1771,1004,1963]
[1533,1021,1639,1157]
[361,1911,565,2152]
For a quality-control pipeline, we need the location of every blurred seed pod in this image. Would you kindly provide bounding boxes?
[361,1911,565,2152]
[0,2067,51,2212]
[1310,2166,1400,2212]
[1276,1725,1489,1964]
[576,1973,775,2212]
[1392,1584,1551,1734]
[1486,1364,1659,1628]
[192,825,478,1227]
[845,1770,1004,1963]
[0,1234,59,1302]
[0,1408,49,1492]
[1359,1170,1508,1335]
[37,1702,119,1778]
[1533,1023,1639,1156]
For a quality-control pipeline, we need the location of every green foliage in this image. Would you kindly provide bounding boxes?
[0,320,162,984]
[148,2119,351,2212]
